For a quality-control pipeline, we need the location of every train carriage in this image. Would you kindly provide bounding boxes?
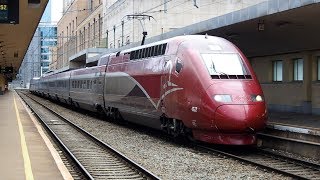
[46,74,58,99]
[30,35,267,145]
[55,71,71,103]
[29,77,40,94]
[100,42,169,128]
[69,65,107,112]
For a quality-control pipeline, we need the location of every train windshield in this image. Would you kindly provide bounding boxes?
[201,53,249,76]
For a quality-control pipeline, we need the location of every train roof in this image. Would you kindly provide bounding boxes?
[100,35,229,57]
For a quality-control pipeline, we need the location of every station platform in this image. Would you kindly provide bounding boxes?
[267,111,320,135]
[0,90,72,179]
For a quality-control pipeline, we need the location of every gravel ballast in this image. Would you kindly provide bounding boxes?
[27,93,289,180]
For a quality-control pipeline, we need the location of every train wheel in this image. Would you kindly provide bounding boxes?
[160,115,190,139]
[95,104,105,118]
[106,107,123,122]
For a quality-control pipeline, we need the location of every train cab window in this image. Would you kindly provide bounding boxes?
[87,80,90,89]
[176,59,183,73]
[201,53,249,76]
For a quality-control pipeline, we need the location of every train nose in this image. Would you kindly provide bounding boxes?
[214,104,267,132]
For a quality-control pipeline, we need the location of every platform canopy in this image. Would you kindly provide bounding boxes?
[0,0,48,76]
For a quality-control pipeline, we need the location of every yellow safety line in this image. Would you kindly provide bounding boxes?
[14,97,34,180]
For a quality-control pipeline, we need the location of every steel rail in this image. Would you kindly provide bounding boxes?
[18,91,93,180]
[196,144,320,180]
[18,90,160,180]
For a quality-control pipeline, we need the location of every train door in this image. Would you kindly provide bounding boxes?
[160,55,174,116]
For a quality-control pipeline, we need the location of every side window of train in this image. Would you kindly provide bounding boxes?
[162,43,167,55]
[176,58,183,74]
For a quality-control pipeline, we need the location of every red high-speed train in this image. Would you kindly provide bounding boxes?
[30,35,267,145]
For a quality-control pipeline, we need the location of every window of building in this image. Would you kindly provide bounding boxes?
[273,60,283,82]
[88,23,91,46]
[293,58,303,81]
[41,47,49,53]
[41,55,49,60]
[93,18,96,41]
[83,27,86,48]
[126,36,130,45]
[98,14,102,44]
[318,57,320,81]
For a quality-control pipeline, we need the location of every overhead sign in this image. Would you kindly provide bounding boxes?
[0,0,19,24]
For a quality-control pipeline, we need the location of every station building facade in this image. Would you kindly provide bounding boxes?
[251,49,320,115]
[56,0,265,69]
[56,0,103,69]
[103,0,266,49]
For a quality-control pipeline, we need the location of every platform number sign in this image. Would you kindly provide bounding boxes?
[0,0,19,24]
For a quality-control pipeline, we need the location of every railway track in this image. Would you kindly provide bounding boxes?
[17,90,160,180]
[18,90,320,179]
[197,144,320,180]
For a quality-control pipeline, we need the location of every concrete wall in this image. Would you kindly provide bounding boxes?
[251,50,320,114]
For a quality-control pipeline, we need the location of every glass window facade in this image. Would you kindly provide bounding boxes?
[38,26,57,73]
[273,60,283,82]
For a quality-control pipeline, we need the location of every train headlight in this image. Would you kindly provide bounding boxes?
[213,95,232,102]
[252,95,264,102]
